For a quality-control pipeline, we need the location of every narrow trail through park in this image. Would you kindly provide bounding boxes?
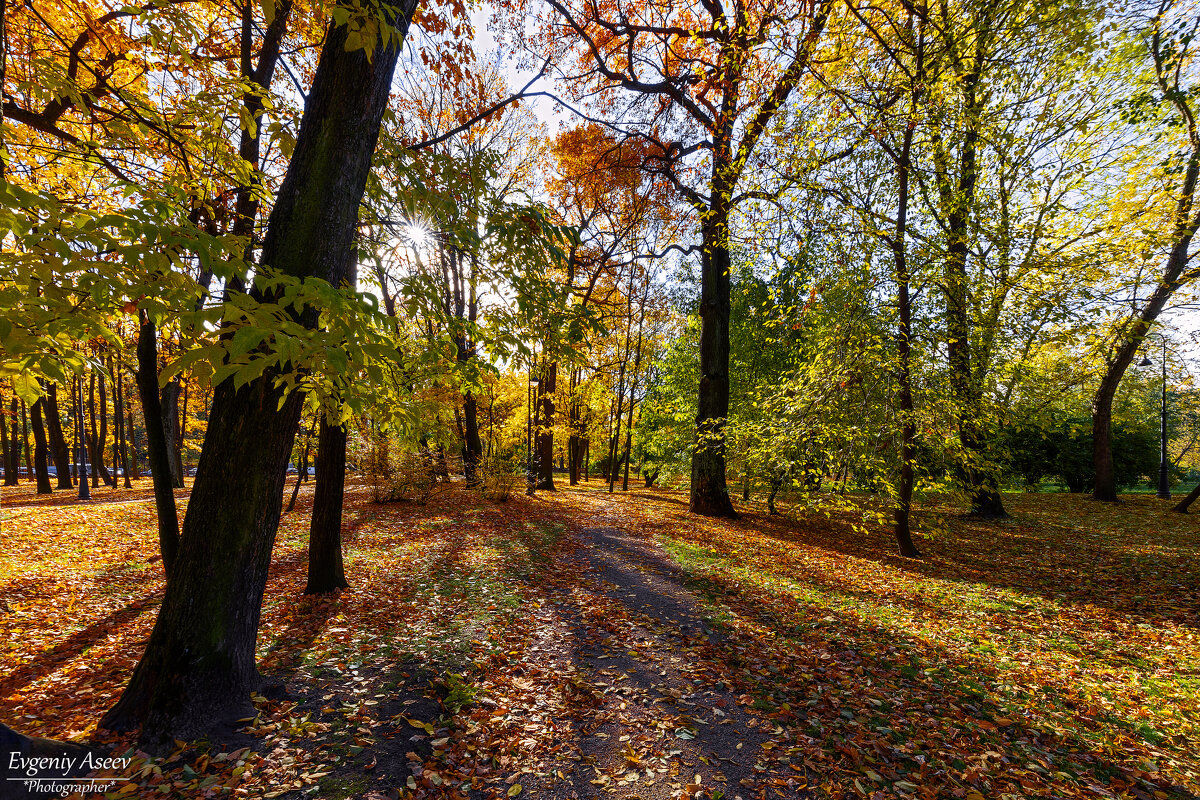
[477,502,789,800]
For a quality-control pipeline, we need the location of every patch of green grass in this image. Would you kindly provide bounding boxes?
[317,774,369,799]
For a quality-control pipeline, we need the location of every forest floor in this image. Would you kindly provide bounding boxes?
[1,479,1198,800]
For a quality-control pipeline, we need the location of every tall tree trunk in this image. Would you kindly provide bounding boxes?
[44,383,72,488]
[937,53,1005,519]
[74,380,90,500]
[889,14,923,557]
[136,315,181,575]
[537,362,557,490]
[306,415,349,594]
[21,399,31,477]
[98,371,115,486]
[621,293,647,493]
[691,200,737,517]
[2,397,16,485]
[462,390,483,486]
[30,398,52,494]
[126,395,140,479]
[567,367,582,485]
[87,374,100,487]
[114,360,132,488]
[100,5,410,741]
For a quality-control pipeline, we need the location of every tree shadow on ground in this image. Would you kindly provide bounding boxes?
[579,518,1196,799]
[612,486,1200,632]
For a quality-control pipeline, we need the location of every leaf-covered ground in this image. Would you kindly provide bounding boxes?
[1,480,1197,799]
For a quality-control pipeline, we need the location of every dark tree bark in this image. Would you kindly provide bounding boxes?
[567,367,585,485]
[933,41,1006,519]
[463,390,483,485]
[690,205,738,517]
[126,378,140,479]
[305,415,349,594]
[74,379,91,500]
[100,4,411,741]
[29,398,52,494]
[1171,482,1200,513]
[44,383,72,488]
[114,359,132,488]
[1,397,15,485]
[21,400,31,478]
[86,374,101,487]
[886,7,923,557]
[99,371,115,486]
[135,315,181,576]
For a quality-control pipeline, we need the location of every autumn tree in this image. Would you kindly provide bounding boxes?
[1091,0,1200,501]
[516,0,836,516]
[98,0,417,740]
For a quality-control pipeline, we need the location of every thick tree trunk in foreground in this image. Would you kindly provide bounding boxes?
[135,315,181,576]
[306,416,349,594]
[100,7,408,741]
[690,205,737,518]
[30,399,52,494]
[44,383,72,488]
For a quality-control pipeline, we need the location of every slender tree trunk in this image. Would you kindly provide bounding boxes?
[30,398,52,494]
[286,417,316,514]
[621,398,634,492]
[98,371,115,486]
[2,397,15,485]
[127,394,140,479]
[567,367,582,485]
[306,415,349,594]
[100,6,410,741]
[44,383,72,488]
[933,46,1005,519]
[21,399,32,477]
[136,315,181,575]
[114,363,132,488]
[87,374,100,488]
[621,296,647,493]
[75,379,90,500]
[691,200,737,517]
[890,16,923,557]
[537,363,557,490]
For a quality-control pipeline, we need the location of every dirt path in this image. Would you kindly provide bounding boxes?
[496,520,783,800]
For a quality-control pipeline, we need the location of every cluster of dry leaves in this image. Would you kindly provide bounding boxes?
[1,480,1197,800]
